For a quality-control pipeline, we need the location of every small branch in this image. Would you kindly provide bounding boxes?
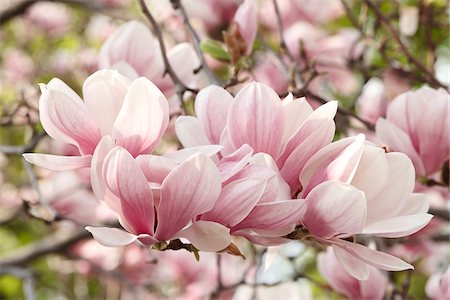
[428,207,449,221]
[138,0,199,107]
[0,132,46,154]
[0,229,90,268]
[364,0,447,90]
[170,0,219,85]
[0,267,36,300]
[272,0,295,62]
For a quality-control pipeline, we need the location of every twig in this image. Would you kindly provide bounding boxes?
[364,0,447,89]
[271,0,296,63]
[0,132,46,154]
[170,0,219,85]
[428,207,449,221]
[138,0,199,111]
[0,267,36,300]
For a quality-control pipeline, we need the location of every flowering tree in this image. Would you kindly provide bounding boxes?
[0,0,449,299]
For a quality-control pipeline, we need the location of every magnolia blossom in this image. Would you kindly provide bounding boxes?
[175,82,337,193]
[318,247,387,300]
[233,0,257,55]
[376,87,450,176]
[297,135,433,279]
[99,21,200,93]
[23,69,169,171]
[426,268,450,299]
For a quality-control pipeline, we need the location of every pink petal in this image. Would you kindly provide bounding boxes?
[156,153,221,241]
[331,239,413,272]
[113,77,169,157]
[102,147,155,235]
[195,85,234,144]
[176,221,231,252]
[233,200,305,233]
[233,0,257,55]
[90,135,115,201]
[22,153,92,171]
[301,134,365,196]
[83,70,131,136]
[175,116,211,147]
[233,229,290,246]
[281,97,313,145]
[376,118,425,175]
[136,154,177,184]
[398,193,429,215]
[162,145,223,163]
[201,177,267,227]
[86,226,138,247]
[227,82,284,158]
[362,214,433,238]
[218,144,254,182]
[167,43,200,86]
[302,181,366,239]
[332,244,369,280]
[39,87,101,155]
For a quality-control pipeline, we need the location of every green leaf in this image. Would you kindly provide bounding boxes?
[200,40,230,62]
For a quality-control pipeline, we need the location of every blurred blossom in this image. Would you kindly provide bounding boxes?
[2,48,34,84]
[318,247,387,300]
[357,77,388,123]
[26,2,71,36]
[400,5,419,37]
[435,55,450,85]
[85,15,118,42]
[49,50,75,76]
[426,268,450,300]
[232,0,258,55]
[252,57,289,94]
[98,0,129,8]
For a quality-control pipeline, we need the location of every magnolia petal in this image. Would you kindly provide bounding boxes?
[303,181,366,239]
[156,153,221,240]
[136,154,177,184]
[83,70,131,136]
[195,85,234,144]
[219,144,254,182]
[23,153,92,171]
[103,147,155,235]
[175,116,211,147]
[176,221,231,252]
[234,0,257,55]
[91,135,115,201]
[227,82,284,158]
[86,226,138,247]
[281,97,313,145]
[399,193,430,215]
[332,244,370,280]
[362,214,433,238]
[331,239,414,272]
[168,43,200,86]
[162,145,223,163]
[113,77,169,156]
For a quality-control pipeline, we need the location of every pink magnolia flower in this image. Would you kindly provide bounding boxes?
[297,134,432,279]
[86,148,231,252]
[175,82,337,193]
[26,2,70,36]
[356,78,388,124]
[318,247,387,300]
[376,87,450,177]
[23,69,169,171]
[99,21,200,93]
[233,0,258,55]
[426,268,450,300]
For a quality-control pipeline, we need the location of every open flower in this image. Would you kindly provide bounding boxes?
[376,86,450,176]
[176,82,337,194]
[297,134,433,279]
[87,148,231,252]
[23,69,169,170]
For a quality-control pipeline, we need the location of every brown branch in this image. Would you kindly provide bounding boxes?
[364,0,448,90]
[428,207,449,221]
[271,0,295,62]
[170,0,219,85]
[0,132,46,154]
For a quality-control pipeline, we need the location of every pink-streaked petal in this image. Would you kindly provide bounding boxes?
[109,61,139,79]
[40,89,101,155]
[156,153,221,241]
[23,153,92,171]
[366,152,415,224]
[362,214,433,238]
[332,244,369,280]
[44,78,84,105]
[301,134,365,196]
[113,77,169,156]
[233,200,306,233]
[233,0,257,55]
[219,144,254,182]
[195,85,234,144]
[376,118,425,175]
[175,116,211,147]
[91,135,115,201]
[399,193,430,215]
[83,70,131,136]
[162,145,223,163]
[103,147,154,235]
[227,82,284,158]
[233,229,290,246]
[167,43,200,86]
[303,181,366,239]
[176,221,231,252]
[136,154,177,184]
[281,97,313,145]
[331,239,414,272]
[86,226,138,247]
[201,177,267,227]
